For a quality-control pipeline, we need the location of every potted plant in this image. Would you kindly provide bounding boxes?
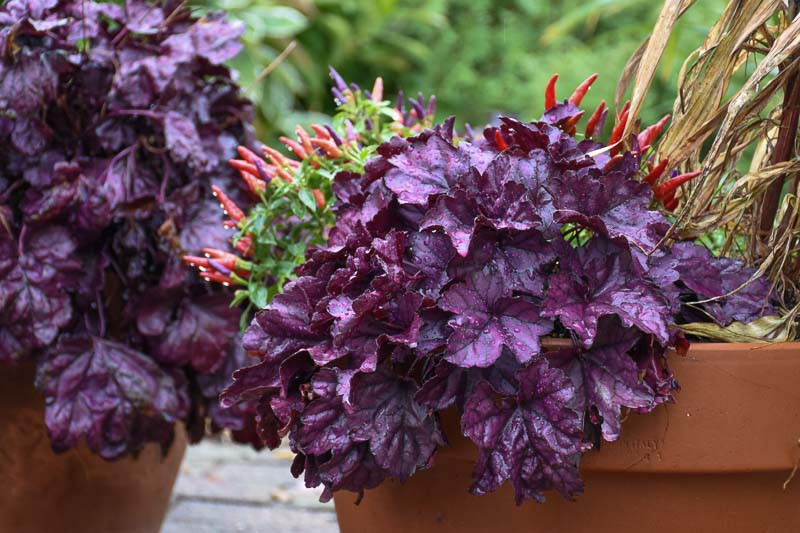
[209,2,798,531]
[0,1,261,531]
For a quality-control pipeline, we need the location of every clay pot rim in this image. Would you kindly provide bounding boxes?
[541,337,800,352]
[438,340,800,473]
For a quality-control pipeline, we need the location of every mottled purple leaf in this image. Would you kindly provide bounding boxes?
[462,359,584,503]
[441,270,553,367]
[542,238,671,346]
[348,370,443,481]
[0,226,81,361]
[35,334,189,459]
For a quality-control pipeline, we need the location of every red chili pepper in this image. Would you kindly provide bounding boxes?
[238,170,267,194]
[236,146,260,165]
[312,189,326,208]
[660,186,676,205]
[260,145,291,167]
[202,247,237,260]
[182,255,211,270]
[585,100,606,138]
[602,153,624,172]
[608,104,630,156]
[569,73,598,106]
[643,158,669,186]
[663,196,680,212]
[295,126,314,154]
[280,136,308,160]
[199,270,235,286]
[229,159,259,176]
[208,253,236,271]
[310,137,342,158]
[371,76,384,103]
[310,124,332,141]
[637,114,670,153]
[211,185,245,222]
[202,248,248,271]
[223,220,237,229]
[654,170,702,202]
[494,129,509,151]
[544,73,559,110]
[276,167,294,183]
[234,234,254,257]
[562,111,584,136]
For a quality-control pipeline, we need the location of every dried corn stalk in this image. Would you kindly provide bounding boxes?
[619,0,800,338]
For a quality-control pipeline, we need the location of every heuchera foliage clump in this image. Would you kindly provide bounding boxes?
[222,75,776,503]
[0,0,259,457]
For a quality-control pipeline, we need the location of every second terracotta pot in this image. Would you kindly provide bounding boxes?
[334,342,800,533]
[0,363,186,533]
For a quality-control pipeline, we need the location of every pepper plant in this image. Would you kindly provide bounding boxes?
[184,68,434,327]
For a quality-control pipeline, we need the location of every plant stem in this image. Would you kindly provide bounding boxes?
[759,53,800,243]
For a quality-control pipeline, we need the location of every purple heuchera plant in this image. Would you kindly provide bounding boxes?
[0,0,261,457]
[222,89,776,503]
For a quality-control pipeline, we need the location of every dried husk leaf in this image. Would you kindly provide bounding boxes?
[677,306,799,343]
[622,0,800,341]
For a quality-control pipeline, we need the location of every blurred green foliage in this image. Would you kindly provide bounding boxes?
[194,0,726,140]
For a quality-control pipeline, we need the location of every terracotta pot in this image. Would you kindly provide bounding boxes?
[0,363,186,533]
[335,342,800,533]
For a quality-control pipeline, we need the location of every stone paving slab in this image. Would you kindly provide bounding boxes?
[163,439,339,533]
[162,500,339,533]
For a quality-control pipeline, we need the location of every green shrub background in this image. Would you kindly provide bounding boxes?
[195,0,725,141]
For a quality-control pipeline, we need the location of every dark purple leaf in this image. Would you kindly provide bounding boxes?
[419,189,478,256]
[348,370,443,481]
[124,0,164,34]
[0,226,81,361]
[384,133,473,204]
[542,238,672,347]
[672,242,776,324]
[462,359,584,503]
[441,270,553,367]
[147,293,240,373]
[552,321,655,440]
[35,334,189,459]
[244,276,327,360]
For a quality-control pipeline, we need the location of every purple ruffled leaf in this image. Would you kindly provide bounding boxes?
[542,238,672,347]
[384,133,473,204]
[243,276,327,360]
[672,242,776,324]
[35,334,189,459]
[441,270,553,367]
[419,189,478,256]
[145,293,240,374]
[0,226,82,361]
[552,321,656,441]
[462,359,584,504]
[348,370,444,481]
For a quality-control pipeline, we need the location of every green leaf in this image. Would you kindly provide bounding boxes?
[249,6,309,39]
[290,198,306,218]
[298,188,318,211]
[231,289,251,307]
[250,285,269,309]
[239,303,253,331]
